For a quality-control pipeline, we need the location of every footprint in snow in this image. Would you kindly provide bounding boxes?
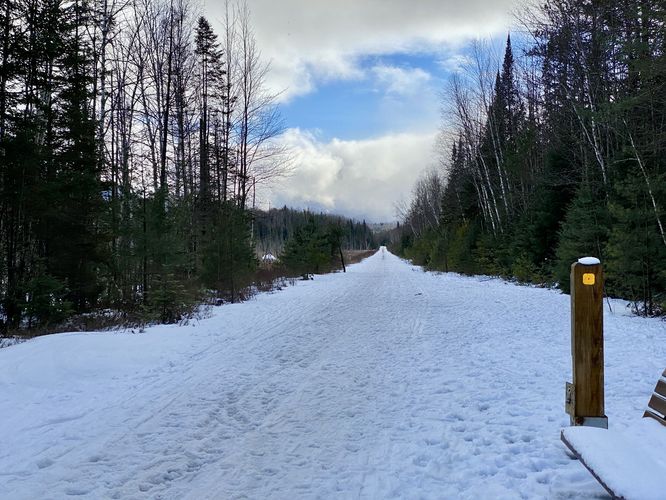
[36,458,54,469]
[64,487,90,496]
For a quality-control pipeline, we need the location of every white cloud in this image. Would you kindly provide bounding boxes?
[371,65,432,96]
[262,128,439,222]
[267,52,366,102]
[369,65,441,136]
[207,1,515,101]
[437,53,474,73]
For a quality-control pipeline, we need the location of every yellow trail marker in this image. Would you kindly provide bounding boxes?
[582,273,595,286]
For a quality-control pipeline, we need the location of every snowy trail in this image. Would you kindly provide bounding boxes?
[1,248,666,499]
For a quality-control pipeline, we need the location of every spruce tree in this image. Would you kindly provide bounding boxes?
[606,169,666,315]
[45,0,105,312]
[554,186,610,291]
[200,203,256,302]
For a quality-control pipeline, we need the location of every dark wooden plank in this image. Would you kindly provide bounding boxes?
[560,431,623,499]
[647,394,666,417]
[570,262,604,418]
[654,379,666,398]
[643,409,666,427]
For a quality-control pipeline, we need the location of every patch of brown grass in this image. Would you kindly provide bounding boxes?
[343,249,377,266]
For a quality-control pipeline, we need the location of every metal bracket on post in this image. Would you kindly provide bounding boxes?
[565,382,575,416]
[566,257,608,429]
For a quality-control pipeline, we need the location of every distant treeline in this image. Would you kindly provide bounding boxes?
[396,1,666,316]
[254,207,376,257]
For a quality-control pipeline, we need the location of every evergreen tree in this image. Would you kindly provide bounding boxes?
[44,0,105,311]
[606,169,666,315]
[280,219,345,277]
[200,203,257,302]
[195,16,223,208]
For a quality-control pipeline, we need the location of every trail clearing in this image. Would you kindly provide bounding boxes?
[1,249,665,499]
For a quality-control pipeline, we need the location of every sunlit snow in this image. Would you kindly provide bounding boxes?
[1,249,664,498]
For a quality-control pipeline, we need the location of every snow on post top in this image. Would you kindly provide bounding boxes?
[578,256,601,266]
[262,253,278,262]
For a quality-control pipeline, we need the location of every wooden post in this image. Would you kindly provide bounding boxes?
[566,257,607,428]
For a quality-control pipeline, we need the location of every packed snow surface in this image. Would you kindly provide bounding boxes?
[1,248,665,499]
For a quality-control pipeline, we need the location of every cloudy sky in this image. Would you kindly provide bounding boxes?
[209,1,515,222]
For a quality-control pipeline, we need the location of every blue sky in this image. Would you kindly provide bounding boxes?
[280,53,449,141]
[281,77,383,141]
[209,0,515,221]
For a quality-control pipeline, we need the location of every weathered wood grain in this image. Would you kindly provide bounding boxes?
[570,261,605,421]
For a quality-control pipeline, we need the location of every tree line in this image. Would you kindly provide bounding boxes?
[254,206,376,258]
[0,0,287,331]
[396,1,666,315]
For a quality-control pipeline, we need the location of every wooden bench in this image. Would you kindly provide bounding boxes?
[561,369,666,499]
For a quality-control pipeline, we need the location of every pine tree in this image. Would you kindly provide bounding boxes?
[554,186,610,291]
[281,219,335,277]
[195,16,223,208]
[44,0,105,312]
[606,169,666,315]
[2,0,67,327]
[200,203,256,302]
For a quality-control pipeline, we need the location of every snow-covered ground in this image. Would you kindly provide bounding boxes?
[1,248,665,499]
